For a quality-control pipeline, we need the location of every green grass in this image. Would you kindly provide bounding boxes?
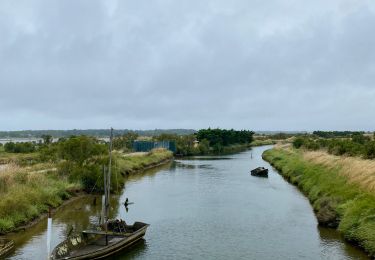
[251,139,276,146]
[0,170,80,233]
[0,149,173,233]
[116,149,173,175]
[263,148,375,257]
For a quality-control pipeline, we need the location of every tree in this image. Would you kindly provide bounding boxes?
[42,134,53,145]
[4,142,36,153]
[198,139,210,154]
[58,136,107,165]
[4,142,15,152]
[113,132,139,151]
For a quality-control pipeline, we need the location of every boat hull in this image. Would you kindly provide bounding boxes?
[51,222,149,260]
[250,167,268,177]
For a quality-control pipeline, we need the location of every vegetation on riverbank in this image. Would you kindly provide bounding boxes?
[292,133,375,159]
[154,128,255,156]
[0,164,79,233]
[116,149,173,175]
[251,139,276,146]
[263,146,375,257]
[0,136,172,233]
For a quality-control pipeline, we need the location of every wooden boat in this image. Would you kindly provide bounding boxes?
[251,167,268,177]
[50,221,149,260]
[0,238,14,258]
[50,128,149,259]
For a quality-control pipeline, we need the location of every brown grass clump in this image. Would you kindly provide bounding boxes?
[303,151,375,194]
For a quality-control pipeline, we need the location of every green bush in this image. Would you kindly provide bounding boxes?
[292,137,305,148]
[4,142,36,153]
[294,135,373,159]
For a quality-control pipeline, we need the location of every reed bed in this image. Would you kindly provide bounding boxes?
[303,151,375,194]
[0,163,79,233]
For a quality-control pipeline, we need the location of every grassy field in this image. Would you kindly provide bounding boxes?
[263,146,375,257]
[0,150,40,165]
[0,149,173,233]
[251,139,276,146]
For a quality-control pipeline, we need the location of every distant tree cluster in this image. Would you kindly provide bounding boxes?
[3,142,37,153]
[152,128,254,156]
[0,129,196,139]
[293,133,375,159]
[313,131,365,138]
[196,128,254,146]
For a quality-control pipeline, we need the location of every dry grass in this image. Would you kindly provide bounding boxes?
[303,151,375,194]
[274,142,292,150]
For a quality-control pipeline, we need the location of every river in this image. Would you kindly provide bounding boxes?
[4,146,369,259]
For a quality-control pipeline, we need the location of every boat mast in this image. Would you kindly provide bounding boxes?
[104,128,113,221]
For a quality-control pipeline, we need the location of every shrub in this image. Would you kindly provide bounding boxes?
[293,137,305,148]
[4,142,36,153]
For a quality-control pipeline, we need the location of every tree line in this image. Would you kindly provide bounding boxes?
[0,129,196,138]
[293,133,375,159]
[313,131,366,138]
[196,128,254,146]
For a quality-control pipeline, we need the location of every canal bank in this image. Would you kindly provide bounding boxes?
[0,149,173,235]
[4,145,369,260]
[263,146,375,258]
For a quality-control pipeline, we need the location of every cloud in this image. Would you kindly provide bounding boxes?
[0,0,374,130]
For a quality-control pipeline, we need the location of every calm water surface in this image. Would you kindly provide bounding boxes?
[5,146,369,259]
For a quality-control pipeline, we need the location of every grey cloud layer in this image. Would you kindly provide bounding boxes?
[1,0,374,130]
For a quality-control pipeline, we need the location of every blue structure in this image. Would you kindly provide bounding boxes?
[133,140,176,153]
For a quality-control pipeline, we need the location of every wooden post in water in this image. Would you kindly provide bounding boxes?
[47,208,52,260]
[101,165,106,225]
[107,128,113,212]
[104,128,113,246]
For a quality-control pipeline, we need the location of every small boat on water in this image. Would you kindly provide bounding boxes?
[50,221,149,260]
[0,238,14,258]
[50,128,149,260]
[251,167,268,177]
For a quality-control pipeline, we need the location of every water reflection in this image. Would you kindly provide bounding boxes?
[174,161,214,170]
[318,227,366,260]
[113,239,147,259]
[4,147,370,260]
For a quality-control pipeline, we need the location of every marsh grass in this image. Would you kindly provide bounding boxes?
[0,149,172,233]
[0,163,80,233]
[263,147,375,257]
[251,139,276,146]
[303,151,375,194]
[116,148,173,175]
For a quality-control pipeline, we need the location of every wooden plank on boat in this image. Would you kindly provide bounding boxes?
[82,230,133,236]
[0,238,14,258]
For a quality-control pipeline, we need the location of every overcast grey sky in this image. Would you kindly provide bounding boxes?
[1,0,374,131]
